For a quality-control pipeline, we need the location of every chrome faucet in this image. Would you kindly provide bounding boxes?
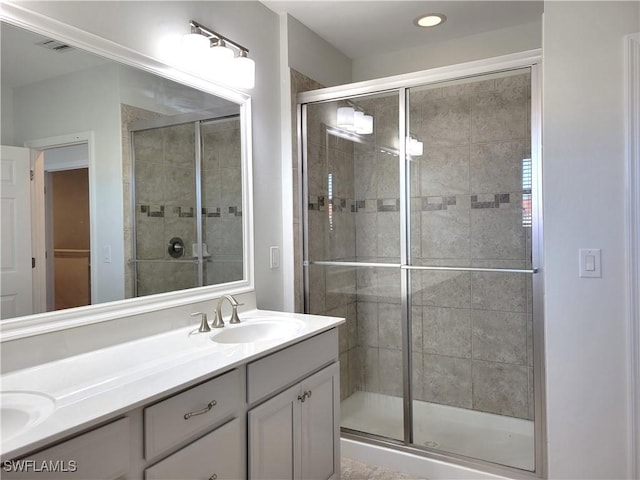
[213,295,242,328]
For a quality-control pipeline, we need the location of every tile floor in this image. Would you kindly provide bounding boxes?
[341,457,428,480]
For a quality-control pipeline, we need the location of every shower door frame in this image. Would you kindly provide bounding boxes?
[298,50,545,478]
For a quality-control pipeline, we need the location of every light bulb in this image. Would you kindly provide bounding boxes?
[230,55,255,89]
[181,33,210,71]
[354,110,365,132]
[337,107,355,130]
[356,114,374,134]
[208,40,234,63]
[182,33,210,51]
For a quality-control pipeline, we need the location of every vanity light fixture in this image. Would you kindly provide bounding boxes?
[180,20,255,89]
[336,106,373,134]
[414,13,447,28]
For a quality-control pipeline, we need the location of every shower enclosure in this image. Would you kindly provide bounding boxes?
[299,60,542,475]
[129,115,243,297]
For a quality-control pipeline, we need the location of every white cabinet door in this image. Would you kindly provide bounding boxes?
[248,384,299,480]
[248,362,340,480]
[300,362,340,480]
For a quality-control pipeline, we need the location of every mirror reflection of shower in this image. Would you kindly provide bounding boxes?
[128,112,243,297]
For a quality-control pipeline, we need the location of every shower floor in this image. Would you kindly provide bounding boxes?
[341,391,534,471]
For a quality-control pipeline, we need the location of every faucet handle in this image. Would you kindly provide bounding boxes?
[211,310,225,328]
[191,312,211,333]
[229,305,241,324]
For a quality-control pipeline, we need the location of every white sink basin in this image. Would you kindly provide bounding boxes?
[1,391,56,440]
[210,319,304,344]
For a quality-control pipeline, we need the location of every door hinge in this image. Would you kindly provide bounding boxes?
[32,257,36,268]
[30,169,34,181]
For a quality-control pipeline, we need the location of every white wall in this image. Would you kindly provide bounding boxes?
[277,13,352,310]
[12,63,125,304]
[352,20,541,81]
[15,1,285,310]
[1,84,15,145]
[285,14,352,87]
[542,1,639,477]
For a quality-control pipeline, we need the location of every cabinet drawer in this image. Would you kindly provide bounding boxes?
[247,329,338,404]
[145,418,245,480]
[3,418,129,480]
[144,368,243,460]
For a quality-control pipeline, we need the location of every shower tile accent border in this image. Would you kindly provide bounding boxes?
[308,195,326,211]
[307,193,521,214]
[138,204,246,218]
[139,205,165,217]
[228,206,243,217]
[377,198,401,212]
[471,193,511,209]
[203,207,221,218]
[174,206,194,218]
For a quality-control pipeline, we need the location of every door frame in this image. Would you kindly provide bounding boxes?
[25,132,96,307]
[625,32,640,480]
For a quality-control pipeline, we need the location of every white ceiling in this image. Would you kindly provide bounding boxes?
[1,22,109,89]
[262,1,543,59]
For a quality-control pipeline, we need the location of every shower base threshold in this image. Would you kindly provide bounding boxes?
[341,390,534,471]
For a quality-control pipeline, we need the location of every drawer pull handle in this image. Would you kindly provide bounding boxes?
[209,475,218,480]
[183,400,217,419]
[297,390,312,402]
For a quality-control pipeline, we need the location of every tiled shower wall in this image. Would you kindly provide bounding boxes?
[131,120,199,296]
[200,119,244,287]
[123,107,243,297]
[122,104,162,298]
[299,70,534,420]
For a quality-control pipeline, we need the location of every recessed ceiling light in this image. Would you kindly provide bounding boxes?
[414,14,447,28]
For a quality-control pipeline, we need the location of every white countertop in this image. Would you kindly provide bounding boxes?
[0,309,344,460]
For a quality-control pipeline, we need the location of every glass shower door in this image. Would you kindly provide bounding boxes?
[303,91,405,441]
[301,65,540,474]
[407,69,536,470]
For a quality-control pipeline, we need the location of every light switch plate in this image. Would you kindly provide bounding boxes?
[579,248,601,278]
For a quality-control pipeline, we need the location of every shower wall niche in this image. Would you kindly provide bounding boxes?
[125,109,243,297]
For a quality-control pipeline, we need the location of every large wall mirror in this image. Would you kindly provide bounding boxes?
[0,8,253,335]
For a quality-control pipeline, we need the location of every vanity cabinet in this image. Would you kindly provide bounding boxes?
[2,326,342,480]
[247,330,340,480]
[2,418,130,480]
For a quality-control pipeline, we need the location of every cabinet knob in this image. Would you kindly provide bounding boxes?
[209,474,218,480]
[297,390,312,402]
[183,400,217,419]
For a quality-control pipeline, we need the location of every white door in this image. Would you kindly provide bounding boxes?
[1,145,33,319]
